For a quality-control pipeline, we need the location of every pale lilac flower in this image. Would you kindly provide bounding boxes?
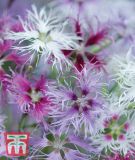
[48,64,105,136]
[6,73,51,122]
[6,5,80,66]
[29,131,93,160]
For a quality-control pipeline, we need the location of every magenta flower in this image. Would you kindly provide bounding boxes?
[0,15,27,74]
[62,18,108,71]
[0,14,23,40]
[0,43,27,68]
[48,64,105,137]
[106,152,133,160]
[6,74,51,122]
[0,14,29,107]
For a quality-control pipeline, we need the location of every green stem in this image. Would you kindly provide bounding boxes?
[87,34,122,54]
[32,51,42,68]
[23,123,37,129]
[18,113,28,132]
[27,51,42,73]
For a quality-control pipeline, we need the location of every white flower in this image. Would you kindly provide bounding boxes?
[93,130,135,156]
[6,5,80,66]
[108,47,135,102]
[92,111,135,156]
[113,48,135,85]
[91,91,135,156]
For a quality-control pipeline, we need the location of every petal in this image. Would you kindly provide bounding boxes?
[0,40,13,54]
[5,51,28,64]
[0,68,6,81]
[75,19,82,37]
[62,49,72,56]
[35,75,46,91]
[12,74,31,92]
[85,29,108,46]
[75,54,84,72]
[85,52,105,69]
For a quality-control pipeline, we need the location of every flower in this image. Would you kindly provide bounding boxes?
[0,14,23,42]
[48,64,105,137]
[106,152,134,160]
[109,48,135,85]
[92,109,135,156]
[6,5,80,66]
[0,15,28,106]
[6,73,51,122]
[30,131,92,160]
[0,41,27,71]
[108,47,135,103]
[62,18,108,71]
[0,14,27,75]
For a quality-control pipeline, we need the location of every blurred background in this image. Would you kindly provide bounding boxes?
[0,0,51,16]
[0,0,135,16]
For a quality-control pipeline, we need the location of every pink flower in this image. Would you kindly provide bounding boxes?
[7,74,51,122]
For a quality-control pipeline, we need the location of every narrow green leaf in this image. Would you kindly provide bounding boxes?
[41,146,54,154]
[104,128,112,134]
[117,115,127,126]
[46,133,55,142]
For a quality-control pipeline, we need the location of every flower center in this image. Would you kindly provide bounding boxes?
[77,42,85,54]
[53,137,65,150]
[38,32,52,43]
[30,89,42,103]
[71,91,93,113]
[104,115,129,140]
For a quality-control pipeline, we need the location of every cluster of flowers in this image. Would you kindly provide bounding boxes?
[0,0,135,159]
